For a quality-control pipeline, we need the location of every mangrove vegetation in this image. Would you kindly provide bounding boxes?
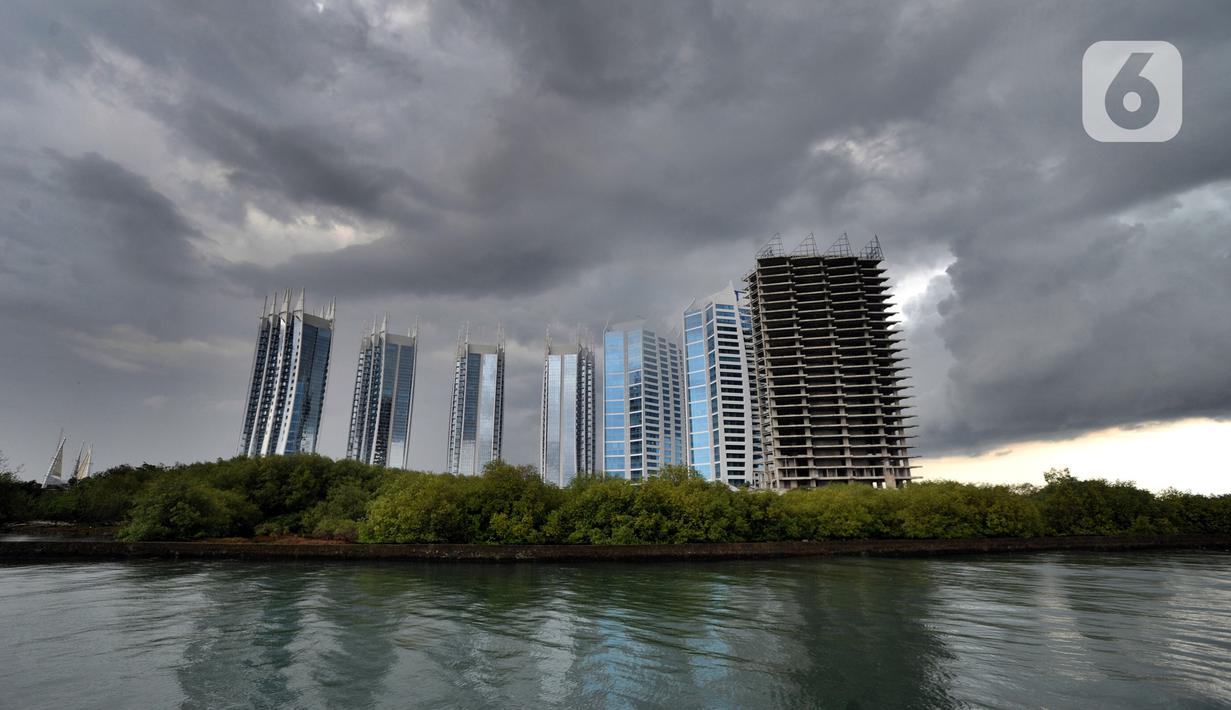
[1,454,1228,543]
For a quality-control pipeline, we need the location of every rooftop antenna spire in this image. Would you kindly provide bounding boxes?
[860,234,884,260]
[757,233,785,258]
[793,232,819,256]
[822,232,854,258]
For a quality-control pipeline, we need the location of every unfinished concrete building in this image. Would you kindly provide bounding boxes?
[745,234,914,490]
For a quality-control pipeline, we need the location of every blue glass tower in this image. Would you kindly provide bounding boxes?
[446,333,505,475]
[539,334,596,487]
[240,289,335,456]
[602,321,685,481]
[347,317,418,468]
[682,283,763,487]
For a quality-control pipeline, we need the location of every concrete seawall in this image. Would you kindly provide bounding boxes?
[1,535,1229,563]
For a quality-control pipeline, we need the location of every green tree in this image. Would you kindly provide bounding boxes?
[1035,470,1160,536]
[118,475,260,541]
[359,470,475,543]
[779,484,900,540]
[299,479,373,541]
[7,454,1223,546]
[544,475,641,544]
[467,461,565,543]
[0,450,38,525]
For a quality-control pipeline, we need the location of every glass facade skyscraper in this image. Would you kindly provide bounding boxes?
[683,284,763,487]
[239,289,335,456]
[446,336,505,475]
[602,321,685,481]
[539,336,596,487]
[346,318,418,468]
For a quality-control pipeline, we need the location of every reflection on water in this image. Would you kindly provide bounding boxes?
[1,552,1228,709]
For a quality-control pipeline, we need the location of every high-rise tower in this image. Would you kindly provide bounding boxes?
[601,321,685,481]
[239,289,335,457]
[745,235,913,489]
[539,332,596,487]
[682,284,763,488]
[446,330,505,475]
[347,316,418,468]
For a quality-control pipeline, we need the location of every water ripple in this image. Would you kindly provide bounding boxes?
[1,552,1229,709]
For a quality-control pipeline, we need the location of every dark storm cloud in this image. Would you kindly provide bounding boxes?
[1,0,1230,476]
[0,1,417,104]
[172,99,455,221]
[934,215,1231,452]
[208,0,1004,299]
[222,230,591,300]
[54,152,205,284]
[455,0,730,104]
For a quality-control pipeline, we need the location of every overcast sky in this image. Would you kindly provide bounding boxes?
[1,1,1228,491]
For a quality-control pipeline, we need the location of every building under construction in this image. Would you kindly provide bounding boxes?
[745,234,914,490]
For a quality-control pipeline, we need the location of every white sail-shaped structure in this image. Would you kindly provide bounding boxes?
[73,444,92,481]
[42,433,68,488]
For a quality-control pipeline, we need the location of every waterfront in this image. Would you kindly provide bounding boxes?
[1,552,1228,709]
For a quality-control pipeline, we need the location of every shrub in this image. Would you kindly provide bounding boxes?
[118,476,260,541]
[544,476,641,544]
[301,480,372,540]
[358,470,473,543]
[779,485,899,539]
[360,461,566,544]
[981,489,1045,537]
[0,470,38,525]
[628,470,748,543]
[1035,469,1159,536]
[467,462,566,544]
[12,454,1225,545]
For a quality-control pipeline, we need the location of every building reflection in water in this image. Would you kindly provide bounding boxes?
[143,558,961,709]
[11,553,1228,709]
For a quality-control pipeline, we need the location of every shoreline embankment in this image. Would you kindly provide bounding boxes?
[1,535,1229,563]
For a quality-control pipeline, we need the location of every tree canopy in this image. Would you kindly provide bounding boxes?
[2,456,1226,543]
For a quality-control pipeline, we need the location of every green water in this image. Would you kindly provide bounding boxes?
[1,552,1228,709]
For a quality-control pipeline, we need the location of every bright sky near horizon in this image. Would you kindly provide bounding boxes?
[919,418,1230,495]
